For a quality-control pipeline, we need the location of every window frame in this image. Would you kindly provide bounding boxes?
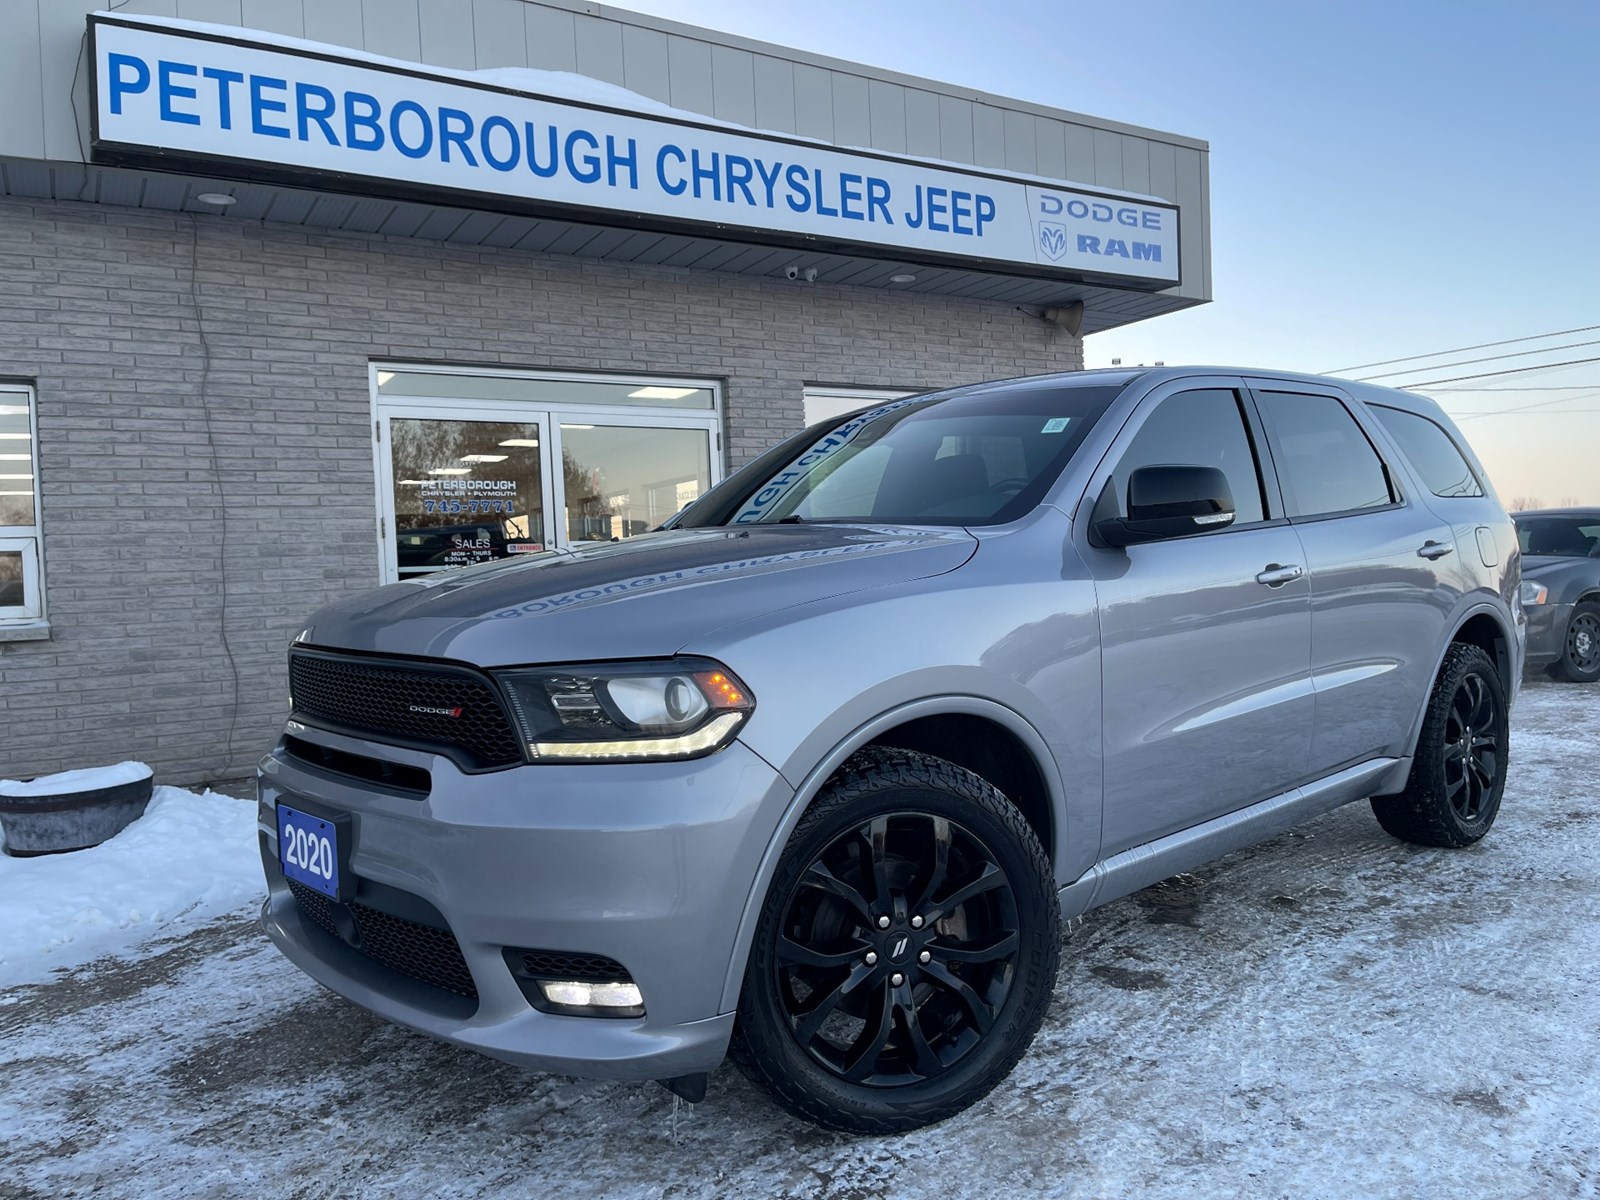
[1246,382,1407,524]
[0,382,44,625]
[1091,380,1285,540]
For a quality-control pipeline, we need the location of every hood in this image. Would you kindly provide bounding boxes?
[297,524,976,666]
[1523,555,1600,583]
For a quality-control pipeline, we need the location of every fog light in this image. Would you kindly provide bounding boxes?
[538,980,644,1010]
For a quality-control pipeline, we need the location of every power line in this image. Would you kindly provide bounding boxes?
[1438,388,1600,422]
[1325,323,1600,374]
[1398,356,1600,388]
[1430,385,1600,392]
[1351,337,1600,382]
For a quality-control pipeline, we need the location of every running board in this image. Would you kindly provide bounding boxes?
[1057,756,1407,920]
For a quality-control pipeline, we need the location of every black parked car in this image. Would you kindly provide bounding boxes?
[1516,508,1600,682]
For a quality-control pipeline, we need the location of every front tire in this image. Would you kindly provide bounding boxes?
[1553,600,1600,683]
[731,747,1058,1133]
[1371,643,1508,848]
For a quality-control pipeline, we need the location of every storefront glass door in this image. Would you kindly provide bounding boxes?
[373,368,722,583]
[384,415,553,578]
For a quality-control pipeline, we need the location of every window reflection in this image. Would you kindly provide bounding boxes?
[561,425,712,543]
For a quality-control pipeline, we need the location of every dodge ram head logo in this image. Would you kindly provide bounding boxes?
[1038,223,1068,261]
[408,704,463,717]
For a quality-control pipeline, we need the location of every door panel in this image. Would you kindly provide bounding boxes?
[1095,526,1314,853]
[1250,385,1459,772]
[1084,378,1313,857]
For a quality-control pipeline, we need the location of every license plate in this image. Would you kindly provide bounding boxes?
[277,804,341,899]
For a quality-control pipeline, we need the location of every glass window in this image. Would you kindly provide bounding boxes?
[390,418,547,575]
[1110,389,1266,525]
[377,370,714,410]
[677,381,1125,528]
[1370,405,1483,498]
[561,424,712,543]
[1515,516,1600,558]
[0,386,42,622]
[1259,392,1396,518]
[803,387,914,426]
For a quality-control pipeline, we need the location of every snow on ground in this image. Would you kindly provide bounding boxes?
[0,782,260,988]
[1,681,1597,1199]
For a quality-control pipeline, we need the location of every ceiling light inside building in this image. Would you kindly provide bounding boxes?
[397,479,427,485]
[195,192,237,206]
[427,468,471,475]
[460,454,508,463]
[498,439,540,448]
[565,424,595,430]
[626,387,699,400]
[376,371,396,386]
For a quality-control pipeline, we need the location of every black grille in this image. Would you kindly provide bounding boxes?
[506,949,632,983]
[289,649,522,769]
[288,880,479,1000]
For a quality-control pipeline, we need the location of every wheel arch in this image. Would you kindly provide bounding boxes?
[1403,605,1514,758]
[717,696,1067,1014]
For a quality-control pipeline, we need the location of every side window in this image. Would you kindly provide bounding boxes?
[0,383,44,623]
[1258,392,1396,519]
[1112,389,1267,525]
[1369,405,1484,498]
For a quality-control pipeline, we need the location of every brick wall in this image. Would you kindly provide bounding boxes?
[0,196,1083,784]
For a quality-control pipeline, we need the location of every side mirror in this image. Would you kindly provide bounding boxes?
[1094,464,1237,548]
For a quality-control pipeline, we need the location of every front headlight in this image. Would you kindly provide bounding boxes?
[1519,580,1548,607]
[496,659,754,763]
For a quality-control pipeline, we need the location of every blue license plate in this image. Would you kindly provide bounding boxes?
[277,804,341,899]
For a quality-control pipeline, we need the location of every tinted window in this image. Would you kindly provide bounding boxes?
[1371,405,1483,497]
[1516,517,1600,557]
[675,383,1124,528]
[1260,392,1395,518]
[1111,389,1266,525]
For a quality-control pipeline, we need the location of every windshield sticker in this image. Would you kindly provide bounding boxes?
[728,395,926,525]
[1040,418,1071,434]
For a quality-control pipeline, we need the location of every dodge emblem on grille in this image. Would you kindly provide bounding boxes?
[409,704,464,717]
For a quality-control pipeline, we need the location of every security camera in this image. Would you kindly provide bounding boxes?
[803,267,819,283]
[784,265,800,281]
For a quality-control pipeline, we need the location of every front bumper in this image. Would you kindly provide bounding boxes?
[1523,601,1571,669]
[258,724,793,1080]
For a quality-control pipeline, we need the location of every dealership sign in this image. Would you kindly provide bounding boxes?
[89,16,1180,285]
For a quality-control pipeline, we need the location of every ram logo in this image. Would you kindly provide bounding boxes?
[1038,223,1068,261]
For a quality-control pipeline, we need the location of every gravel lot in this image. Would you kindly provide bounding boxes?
[3,680,1596,1200]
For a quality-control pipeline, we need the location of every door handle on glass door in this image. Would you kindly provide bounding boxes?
[1255,564,1304,587]
[1417,541,1454,560]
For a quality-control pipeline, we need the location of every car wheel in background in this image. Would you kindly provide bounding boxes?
[1553,600,1600,683]
[731,747,1058,1133]
[1371,643,1509,848]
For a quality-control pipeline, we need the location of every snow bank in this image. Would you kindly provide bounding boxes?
[0,785,262,988]
[0,760,152,798]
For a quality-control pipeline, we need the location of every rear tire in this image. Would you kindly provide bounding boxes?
[731,747,1058,1133]
[1371,643,1507,848]
[1553,600,1600,683]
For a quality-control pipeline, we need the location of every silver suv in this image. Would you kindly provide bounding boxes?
[259,368,1522,1132]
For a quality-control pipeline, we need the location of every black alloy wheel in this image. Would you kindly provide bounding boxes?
[776,811,1019,1086]
[1372,642,1508,848]
[732,747,1057,1133]
[1556,602,1600,683]
[1441,669,1499,823]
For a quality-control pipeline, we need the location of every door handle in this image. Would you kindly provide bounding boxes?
[1417,540,1454,560]
[1255,563,1304,587]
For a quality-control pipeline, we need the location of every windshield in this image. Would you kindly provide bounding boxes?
[676,380,1126,528]
[1517,516,1600,558]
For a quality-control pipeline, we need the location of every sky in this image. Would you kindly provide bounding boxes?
[615,0,1600,505]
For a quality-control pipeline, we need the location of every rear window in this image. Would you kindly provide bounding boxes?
[1258,391,1396,518]
[1370,405,1483,498]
